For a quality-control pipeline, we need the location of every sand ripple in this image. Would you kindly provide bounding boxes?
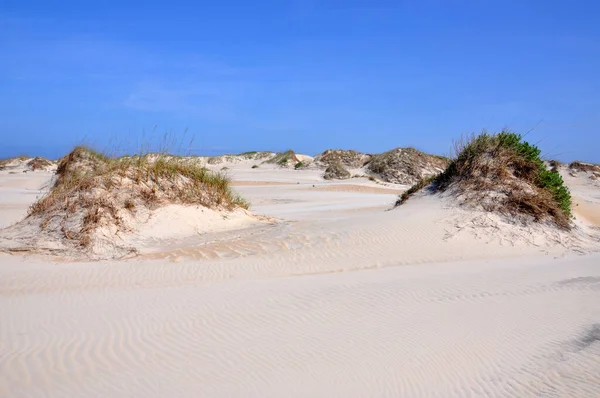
[2,253,600,397]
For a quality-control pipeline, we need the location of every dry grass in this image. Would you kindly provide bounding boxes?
[28,146,249,248]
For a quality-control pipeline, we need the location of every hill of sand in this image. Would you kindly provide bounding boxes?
[367,147,449,184]
[0,155,57,172]
[263,150,302,167]
[311,148,449,183]
[206,151,276,165]
[568,161,600,184]
[1,145,599,397]
[202,150,316,170]
[314,149,372,168]
[0,147,268,260]
[398,133,580,229]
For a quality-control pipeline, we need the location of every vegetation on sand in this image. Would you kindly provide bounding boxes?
[266,150,298,166]
[396,130,572,229]
[28,146,249,248]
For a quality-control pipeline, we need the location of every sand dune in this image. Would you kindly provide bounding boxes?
[1,157,600,397]
[0,156,57,172]
[0,148,262,259]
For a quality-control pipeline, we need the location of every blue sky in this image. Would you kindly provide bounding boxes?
[1,1,599,162]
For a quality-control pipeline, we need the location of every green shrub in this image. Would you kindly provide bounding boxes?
[294,161,303,169]
[495,131,571,217]
[538,169,571,215]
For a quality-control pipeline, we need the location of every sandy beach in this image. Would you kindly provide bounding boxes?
[1,156,599,398]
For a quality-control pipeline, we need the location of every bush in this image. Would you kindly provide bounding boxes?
[294,161,303,169]
[487,131,571,218]
[538,169,571,215]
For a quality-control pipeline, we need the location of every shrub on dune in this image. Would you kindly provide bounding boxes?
[396,130,572,229]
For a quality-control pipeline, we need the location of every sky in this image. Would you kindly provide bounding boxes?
[1,0,599,162]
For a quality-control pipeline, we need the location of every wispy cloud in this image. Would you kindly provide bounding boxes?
[123,80,247,122]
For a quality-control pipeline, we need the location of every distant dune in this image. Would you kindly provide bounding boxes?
[0,155,57,172]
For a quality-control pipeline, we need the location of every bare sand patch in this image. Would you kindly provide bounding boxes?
[231,181,297,186]
[307,184,403,194]
[573,196,600,227]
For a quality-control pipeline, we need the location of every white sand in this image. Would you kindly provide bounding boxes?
[0,169,55,229]
[1,161,600,397]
